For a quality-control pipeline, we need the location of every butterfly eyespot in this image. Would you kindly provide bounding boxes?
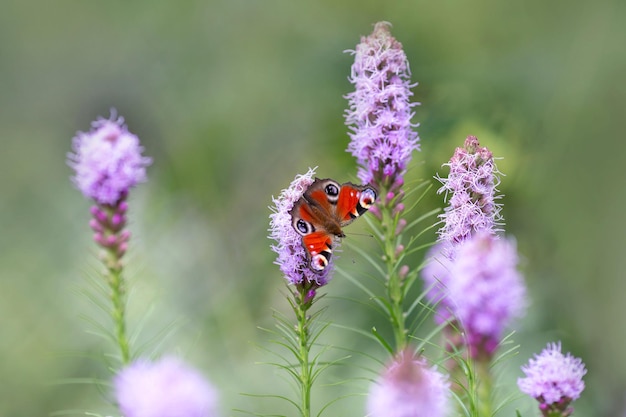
[311,254,328,271]
[295,218,313,235]
[359,188,377,208]
[325,183,339,197]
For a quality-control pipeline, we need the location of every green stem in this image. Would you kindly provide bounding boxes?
[295,285,313,417]
[101,203,131,366]
[476,359,494,417]
[379,193,407,351]
[107,263,131,365]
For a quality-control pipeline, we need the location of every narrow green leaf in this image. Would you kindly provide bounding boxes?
[371,327,394,354]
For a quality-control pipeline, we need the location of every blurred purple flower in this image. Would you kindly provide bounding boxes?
[367,349,450,417]
[518,342,586,417]
[420,241,454,324]
[68,112,152,205]
[447,232,526,359]
[448,232,526,358]
[115,356,219,417]
[436,135,502,248]
[269,168,332,287]
[345,22,419,186]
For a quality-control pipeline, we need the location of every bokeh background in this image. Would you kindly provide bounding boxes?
[1,0,625,415]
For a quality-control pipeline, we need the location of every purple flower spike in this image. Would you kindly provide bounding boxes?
[518,342,586,417]
[115,356,219,417]
[367,349,451,417]
[436,135,502,247]
[345,22,419,186]
[422,136,513,349]
[68,112,152,205]
[269,168,332,287]
[448,232,527,359]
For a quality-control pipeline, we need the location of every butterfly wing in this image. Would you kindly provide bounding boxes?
[289,189,335,273]
[334,182,378,227]
[289,178,377,273]
[300,230,334,272]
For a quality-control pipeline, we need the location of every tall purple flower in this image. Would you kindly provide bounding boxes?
[68,112,151,262]
[447,232,526,359]
[269,168,332,288]
[367,349,451,417]
[115,356,219,417]
[436,135,502,248]
[422,136,507,332]
[518,342,586,417]
[68,112,151,363]
[345,21,419,186]
[68,112,152,205]
[344,22,420,351]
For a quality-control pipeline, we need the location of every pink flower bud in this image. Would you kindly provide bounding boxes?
[395,218,407,235]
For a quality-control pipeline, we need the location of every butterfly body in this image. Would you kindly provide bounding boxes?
[289,178,377,273]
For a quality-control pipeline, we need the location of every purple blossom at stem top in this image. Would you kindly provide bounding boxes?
[115,356,220,417]
[422,136,503,325]
[269,169,337,417]
[68,112,152,206]
[67,112,152,264]
[345,21,419,187]
[367,349,451,417]
[344,21,419,352]
[518,342,587,417]
[436,135,502,249]
[447,232,527,360]
[68,112,151,365]
[269,168,332,291]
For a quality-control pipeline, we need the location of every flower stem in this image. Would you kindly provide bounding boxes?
[294,284,314,417]
[99,202,131,366]
[379,185,408,351]
[476,359,494,417]
[107,263,131,365]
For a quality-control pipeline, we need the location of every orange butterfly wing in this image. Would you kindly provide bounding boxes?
[301,231,334,272]
[290,193,335,272]
[289,178,377,273]
[336,183,366,225]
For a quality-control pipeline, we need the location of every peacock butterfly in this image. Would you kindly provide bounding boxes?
[289,178,377,273]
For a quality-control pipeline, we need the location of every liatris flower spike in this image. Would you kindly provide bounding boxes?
[268,170,377,415]
[68,112,151,365]
[421,136,525,416]
[68,112,152,266]
[344,22,427,353]
[345,21,419,188]
[447,232,527,360]
[268,168,334,417]
[518,342,587,417]
[269,168,333,293]
[436,135,502,248]
[115,356,219,417]
[422,135,505,329]
[367,349,451,417]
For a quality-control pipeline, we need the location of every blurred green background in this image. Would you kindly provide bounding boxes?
[1,0,625,415]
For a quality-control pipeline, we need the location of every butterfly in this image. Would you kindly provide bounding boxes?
[289,178,377,273]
